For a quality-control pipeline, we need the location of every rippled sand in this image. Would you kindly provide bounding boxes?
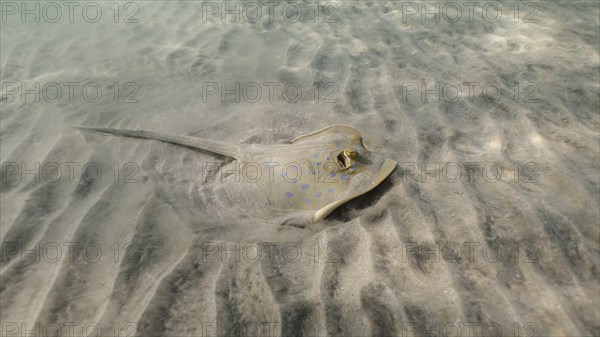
[1,1,599,336]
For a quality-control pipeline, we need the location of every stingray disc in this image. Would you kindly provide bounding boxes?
[221,125,396,223]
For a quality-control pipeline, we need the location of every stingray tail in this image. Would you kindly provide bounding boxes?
[73,126,241,159]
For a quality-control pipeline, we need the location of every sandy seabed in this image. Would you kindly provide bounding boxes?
[1,1,599,336]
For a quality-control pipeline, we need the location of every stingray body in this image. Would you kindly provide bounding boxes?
[75,125,397,225]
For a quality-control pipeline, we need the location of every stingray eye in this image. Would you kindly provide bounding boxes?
[337,148,357,170]
[345,149,358,159]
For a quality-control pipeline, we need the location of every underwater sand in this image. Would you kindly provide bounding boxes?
[1,1,599,336]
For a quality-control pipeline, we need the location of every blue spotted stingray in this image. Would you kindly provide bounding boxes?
[74,125,397,226]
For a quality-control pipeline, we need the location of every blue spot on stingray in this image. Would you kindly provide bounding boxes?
[341,173,348,180]
[285,192,293,198]
[351,163,358,170]
[301,184,310,190]
[330,173,336,178]
[326,156,331,161]
[328,187,335,193]
[305,199,312,204]
[316,192,322,198]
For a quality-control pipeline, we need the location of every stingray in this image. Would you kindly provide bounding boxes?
[74,125,397,226]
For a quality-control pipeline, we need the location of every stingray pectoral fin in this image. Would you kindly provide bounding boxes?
[72,126,241,159]
[309,158,397,223]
